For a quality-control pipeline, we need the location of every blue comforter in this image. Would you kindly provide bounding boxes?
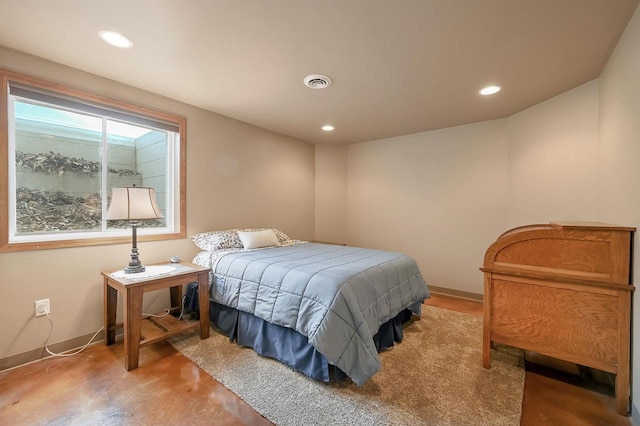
[211,242,430,385]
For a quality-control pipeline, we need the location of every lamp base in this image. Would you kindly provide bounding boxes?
[124,264,146,274]
[123,222,145,274]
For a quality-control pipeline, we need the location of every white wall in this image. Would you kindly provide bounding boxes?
[346,120,508,294]
[506,80,600,226]
[315,144,347,244]
[0,47,315,367]
[335,80,601,296]
[596,5,640,419]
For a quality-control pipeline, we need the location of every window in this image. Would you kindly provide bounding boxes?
[0,70,186,252]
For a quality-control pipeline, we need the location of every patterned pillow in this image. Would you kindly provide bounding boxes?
[192,228,290,251]
[272,229,290,244]
[192,229,243,251]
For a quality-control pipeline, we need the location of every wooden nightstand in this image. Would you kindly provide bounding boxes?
[102,262,210,370]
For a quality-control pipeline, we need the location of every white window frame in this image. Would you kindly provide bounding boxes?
[0,69,186,252]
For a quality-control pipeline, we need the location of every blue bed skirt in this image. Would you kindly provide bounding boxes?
[209,301,417,383]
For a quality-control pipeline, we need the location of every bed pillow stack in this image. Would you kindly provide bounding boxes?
[192,228,289,251]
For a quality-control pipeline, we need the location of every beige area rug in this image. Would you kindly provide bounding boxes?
[169,305,525,426]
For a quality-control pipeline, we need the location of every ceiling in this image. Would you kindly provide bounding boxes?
[0,1,638,144]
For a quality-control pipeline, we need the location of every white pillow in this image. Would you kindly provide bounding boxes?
[237,229,280,249]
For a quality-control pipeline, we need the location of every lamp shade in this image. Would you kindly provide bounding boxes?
[106,187,164,220]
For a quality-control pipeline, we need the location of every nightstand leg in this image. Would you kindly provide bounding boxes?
[197,271,210,339]
[123,286,143,371]
[103,278,117,346]
[169,286,182,312]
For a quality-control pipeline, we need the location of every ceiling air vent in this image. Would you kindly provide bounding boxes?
[303,74,332,89]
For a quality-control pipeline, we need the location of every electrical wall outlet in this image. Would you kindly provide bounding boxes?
[35,299,50,317]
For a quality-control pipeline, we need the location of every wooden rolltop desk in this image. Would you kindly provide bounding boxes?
[481,222,635,415]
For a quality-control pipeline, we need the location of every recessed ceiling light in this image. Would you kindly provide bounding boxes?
[304,74,332,89]
[98,30,133,49]
[479,85,501,96]
[321,125,334,132]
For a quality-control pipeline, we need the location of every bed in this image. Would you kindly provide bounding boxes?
[191,228,430,385]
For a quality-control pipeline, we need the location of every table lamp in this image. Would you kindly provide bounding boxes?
[106,186,163,273]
